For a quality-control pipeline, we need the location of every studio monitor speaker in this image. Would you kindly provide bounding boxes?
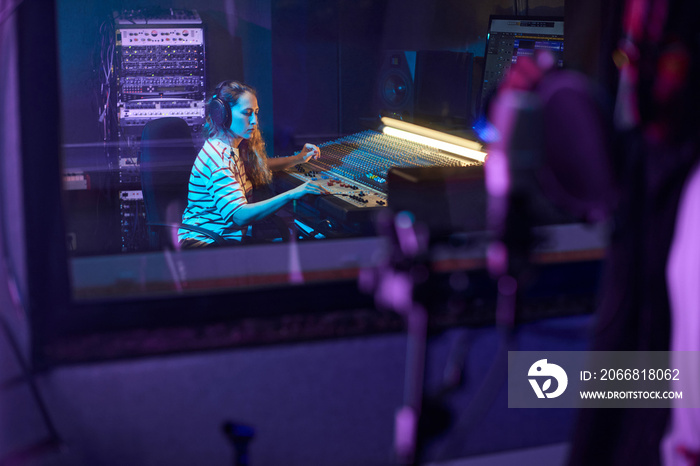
[374,50,416,120]
[375,50,474,124]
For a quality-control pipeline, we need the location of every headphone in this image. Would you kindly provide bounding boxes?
[209,81,232,128]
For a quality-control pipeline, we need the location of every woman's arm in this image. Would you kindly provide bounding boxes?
[267,143,321,172]
[231,180,328,225]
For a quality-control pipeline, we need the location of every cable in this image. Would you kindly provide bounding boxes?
[96,18,115,127]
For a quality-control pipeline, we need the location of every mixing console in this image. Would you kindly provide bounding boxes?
[277,129,483,224]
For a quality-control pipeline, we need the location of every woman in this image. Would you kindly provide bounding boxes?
[178,80,328,247]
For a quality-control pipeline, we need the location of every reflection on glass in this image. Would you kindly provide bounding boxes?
[57,2,492,301]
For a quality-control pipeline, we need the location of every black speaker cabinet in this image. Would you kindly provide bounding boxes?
[387,165,486,237]
[374,50,416,120]
[414,51,473,123]
[375,50,474,125]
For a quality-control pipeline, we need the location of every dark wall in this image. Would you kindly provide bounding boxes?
[564,0,622,91]
[270,0,566,153]
[271,0,390,153]
[271,0,340,151]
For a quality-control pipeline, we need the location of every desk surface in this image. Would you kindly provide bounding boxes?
[70,223,607,300]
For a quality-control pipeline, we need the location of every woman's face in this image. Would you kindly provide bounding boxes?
[228,91,259,139]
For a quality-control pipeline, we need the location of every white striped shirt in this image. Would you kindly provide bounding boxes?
[178,139,253,244]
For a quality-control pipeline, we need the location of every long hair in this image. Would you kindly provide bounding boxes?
[204,81,272,186]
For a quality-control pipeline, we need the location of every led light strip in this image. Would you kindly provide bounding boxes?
[381,126,486,163]
[380,117,486,162]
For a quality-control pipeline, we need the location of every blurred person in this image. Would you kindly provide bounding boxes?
[488,0,700,464]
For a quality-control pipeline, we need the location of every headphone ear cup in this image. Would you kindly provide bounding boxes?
[209,96,231,128]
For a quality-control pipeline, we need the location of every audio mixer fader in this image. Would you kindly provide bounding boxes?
[275,129,482,227]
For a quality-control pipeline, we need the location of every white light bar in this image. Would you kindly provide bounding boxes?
[380,117,487,163]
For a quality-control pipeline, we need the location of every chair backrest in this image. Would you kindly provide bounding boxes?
[140,117,197,247]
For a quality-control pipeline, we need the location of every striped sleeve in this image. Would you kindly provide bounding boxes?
[204,144,247,224]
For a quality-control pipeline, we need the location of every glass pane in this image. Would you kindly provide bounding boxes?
[57,1,564,301]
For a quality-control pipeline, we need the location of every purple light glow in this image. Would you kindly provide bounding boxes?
[394,211,420,258]
[487,241,508,278]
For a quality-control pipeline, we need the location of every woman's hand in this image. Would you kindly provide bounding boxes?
[288,180,329,200]
[266,143,322,172]
[298,143,321,163]
[232,181,329,225]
